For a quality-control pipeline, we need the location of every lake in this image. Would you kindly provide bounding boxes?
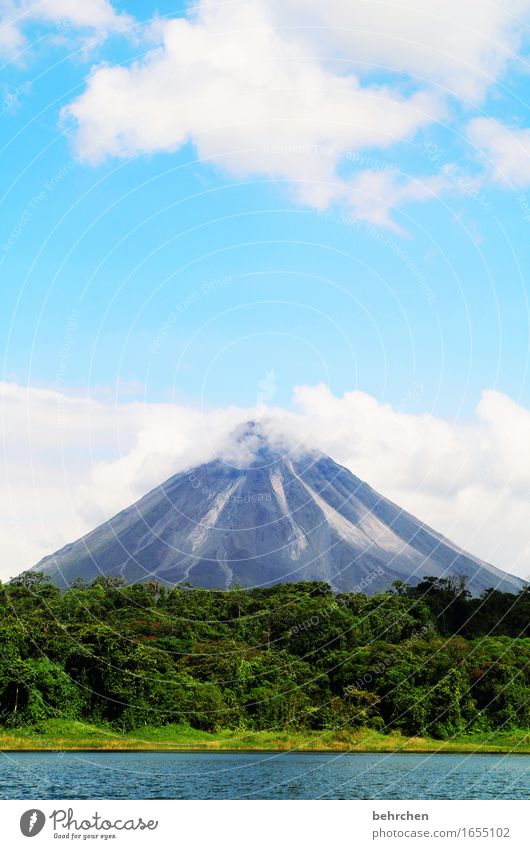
[0,752,528,800]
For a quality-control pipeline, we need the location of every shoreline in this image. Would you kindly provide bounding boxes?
[3,747,530,755]
[1,722,529,755]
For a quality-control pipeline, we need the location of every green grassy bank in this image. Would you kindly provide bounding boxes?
[1,720,529,754]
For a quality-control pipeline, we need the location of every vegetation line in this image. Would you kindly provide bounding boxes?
[1,572,528,749]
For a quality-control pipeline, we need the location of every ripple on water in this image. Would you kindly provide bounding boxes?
[0,752,528,800]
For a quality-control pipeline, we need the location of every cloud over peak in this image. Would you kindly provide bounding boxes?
[2,380,530,581]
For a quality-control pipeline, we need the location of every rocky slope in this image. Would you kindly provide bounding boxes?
[35,423,525,595]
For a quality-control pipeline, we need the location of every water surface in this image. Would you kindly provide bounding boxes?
[0,752,528,800]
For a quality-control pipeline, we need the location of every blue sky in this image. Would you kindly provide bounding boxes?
[2,1,530,577]
[1,0,529,417]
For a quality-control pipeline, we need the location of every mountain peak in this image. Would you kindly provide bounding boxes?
[35,434,525,596]
[231,419,265,443]
[222,419,284,468]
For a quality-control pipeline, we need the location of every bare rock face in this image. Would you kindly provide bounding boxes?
[36,422,524,595]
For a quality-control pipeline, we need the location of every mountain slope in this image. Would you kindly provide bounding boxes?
[35,423,525,595]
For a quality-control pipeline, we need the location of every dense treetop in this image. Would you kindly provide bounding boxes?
[0,572,528,739]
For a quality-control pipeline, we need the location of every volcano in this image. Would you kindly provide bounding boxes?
[35,422,524,595]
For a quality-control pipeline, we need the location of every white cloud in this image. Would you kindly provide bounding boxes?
[23,0,128,29]
[3,1,529,222]
[0,11,23,54]
[310,167,456,232]
[2,380,530,582]
[268,0,530,100]
[58,0,530,226]
[467,116,530,187]
[0,0,132,58]
[60,0,452,229]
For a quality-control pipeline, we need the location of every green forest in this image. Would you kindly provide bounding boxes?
[0,571,529,743]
